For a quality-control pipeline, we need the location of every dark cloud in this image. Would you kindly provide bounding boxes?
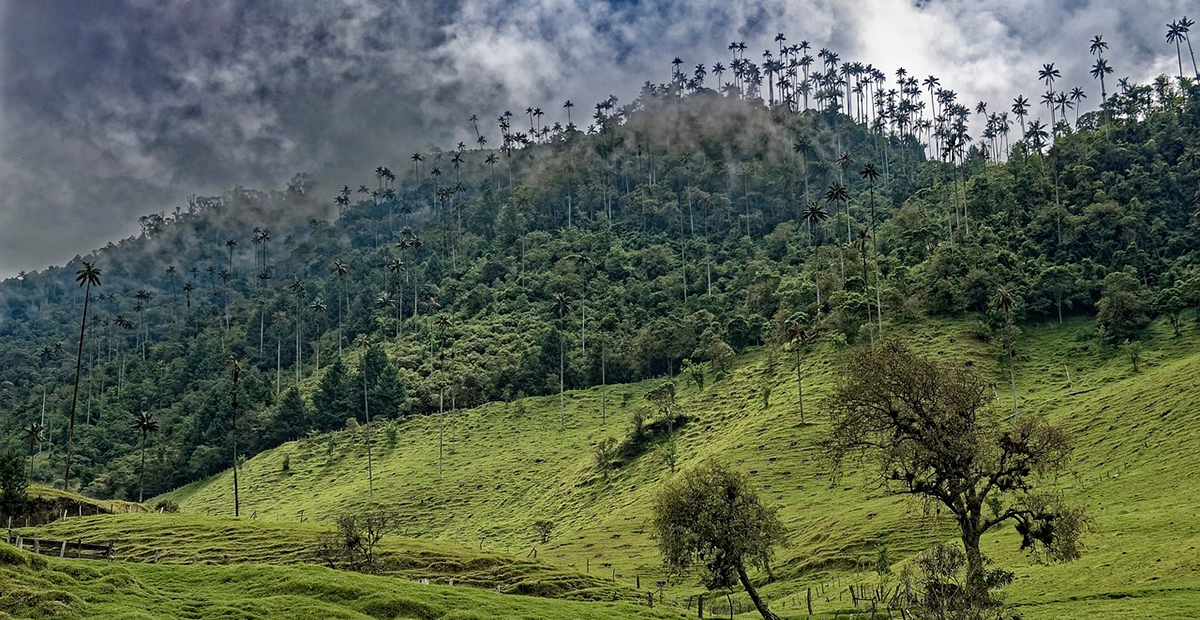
[0,0,1193,276]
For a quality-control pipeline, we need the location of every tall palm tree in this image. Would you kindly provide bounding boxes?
[1167,21,1185,80]
[388,258,406,344]
[824,182,850,277]
[289,278,306,385]
[331,260,348,355]
[132,411,159,503]
[23,422,45,480]
[992,284,1020,418]
[860,162,884,335]
[1068,87,1087,126]
[227,356,241,517]
[1179,17,1198,78]
[225,239,237,275]
[1038,63,1061,134]
[801,202,829,244]
[63,261,100,490]
[783,314,810,424]
[309,298,327,372]
[552,293,573,431]
[434,314,453,479]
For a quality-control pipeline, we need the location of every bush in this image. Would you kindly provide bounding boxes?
[154,500,180,513]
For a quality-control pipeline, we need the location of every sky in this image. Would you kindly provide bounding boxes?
[0,0,1193,277]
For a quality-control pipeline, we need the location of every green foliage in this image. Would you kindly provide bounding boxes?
[652,458,787,593]
[0,449,27,516]
[1097,270,1151,343]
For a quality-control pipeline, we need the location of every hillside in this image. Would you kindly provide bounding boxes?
[19,513,637,601]
[0,544,684,620]
[143,314,1200,619]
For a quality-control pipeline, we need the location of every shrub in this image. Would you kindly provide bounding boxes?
[154,500,180,513]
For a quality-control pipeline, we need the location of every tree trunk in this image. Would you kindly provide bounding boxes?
[795,348,804,424]
[737,564,777,620]
[62,283,92,491]
[960,525,986,603]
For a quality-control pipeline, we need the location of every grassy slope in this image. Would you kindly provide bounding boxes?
[0,544,684,620]
[143,315,1200,618]
[18,513,636,600]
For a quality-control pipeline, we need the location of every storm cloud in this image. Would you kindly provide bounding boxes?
[0,0,1192,276]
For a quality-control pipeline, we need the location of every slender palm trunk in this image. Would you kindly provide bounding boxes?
[794,348,805,424]
[138,432,147,503]
[559,332,566,431]
[62,283,92,490]
[364,375,373,499]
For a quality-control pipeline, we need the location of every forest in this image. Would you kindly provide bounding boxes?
[0,24,1198,512]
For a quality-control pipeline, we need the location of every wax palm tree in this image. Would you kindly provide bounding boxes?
[387,258,406,343]
[132,411,159,503]
[1168,21,1185,80]
[793,135,812,204]
[782,314,810,424]
[1091,58,1113,106]
[331,260,348,354]
[62,261,101,491]
[182,281,195,319]
[992,284,1020,418]
[23,422,45,479]
[802,202,829,244]
[434,314,454,479]
[1038,63,1061,134]
[309,298,326,372]
[552,293,572,431]
[1069,87,1087,125]
[824,182,850,276]
[410,152,424,185]
[485,153,499,185]
[1179,17,1198,78]
[227,356,241,517]
[289,278,306,385]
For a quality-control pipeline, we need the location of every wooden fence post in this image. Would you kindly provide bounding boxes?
[698,594,703,618]
[646,592,653,608]
[807,587,813,615]
[59,540,66,557]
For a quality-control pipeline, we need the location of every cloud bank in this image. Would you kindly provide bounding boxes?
[0,0,1192,275]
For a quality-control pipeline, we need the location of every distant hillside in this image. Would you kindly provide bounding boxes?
[156,315,1200,619]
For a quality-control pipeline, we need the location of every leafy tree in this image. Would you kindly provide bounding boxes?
[652,457,787,620]
[1121,339,1143,372]
[313,356,355,431]
[1096,270,1150,343]
[825,342,1085,612]
[533,519,555,544]
[273,387,309,446]
[356,344,404,420]
[592,437,618,481]
[1153,287,1186,336]
[0,450,27,517]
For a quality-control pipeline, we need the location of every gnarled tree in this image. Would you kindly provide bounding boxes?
[824,342,1084,613]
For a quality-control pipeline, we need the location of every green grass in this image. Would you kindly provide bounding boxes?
[0,544,685,620]
[17,513,637,601]
[38,314,1200,618]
